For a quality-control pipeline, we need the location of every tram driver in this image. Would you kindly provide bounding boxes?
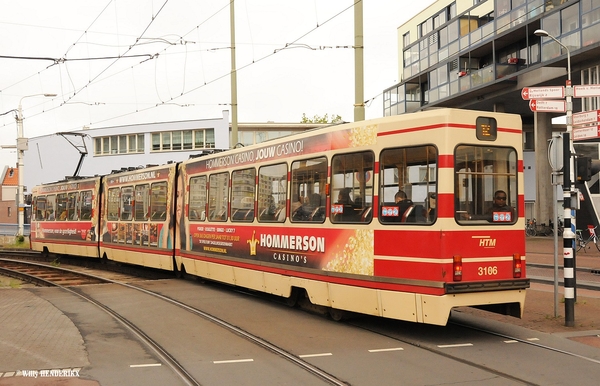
[486,189,515,221]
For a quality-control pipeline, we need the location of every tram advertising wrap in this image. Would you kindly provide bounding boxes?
[30,109,528,326]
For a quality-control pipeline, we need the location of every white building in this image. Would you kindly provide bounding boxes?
[23,111,230,190]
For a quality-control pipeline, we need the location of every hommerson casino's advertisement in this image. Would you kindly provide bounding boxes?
[183,130,376,276]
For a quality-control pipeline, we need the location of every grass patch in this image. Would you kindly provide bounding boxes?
[0,236,30,249]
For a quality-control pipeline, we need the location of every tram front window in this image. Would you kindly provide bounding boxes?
[454,145,517,224]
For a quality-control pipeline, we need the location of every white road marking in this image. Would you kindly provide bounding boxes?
[437,343,473,348]
[299,353,333,358]
[504,340,519,343]
[368,347,404,353]
[213,359,254,364]
[130,363,162,368]
[527,338,540,341]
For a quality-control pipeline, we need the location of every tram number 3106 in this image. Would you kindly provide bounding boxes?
[478,266,498,276]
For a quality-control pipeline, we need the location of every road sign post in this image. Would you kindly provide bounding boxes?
[528,99,566,112]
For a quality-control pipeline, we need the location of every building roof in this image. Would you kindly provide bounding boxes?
[1,166,18,186]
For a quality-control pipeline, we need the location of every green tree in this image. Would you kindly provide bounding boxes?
[301,113,343,124]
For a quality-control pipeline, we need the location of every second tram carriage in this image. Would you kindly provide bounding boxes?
[30,108,528,326]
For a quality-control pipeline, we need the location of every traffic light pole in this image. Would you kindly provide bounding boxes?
[562,131,575,327]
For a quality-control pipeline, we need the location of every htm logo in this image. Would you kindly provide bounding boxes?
[479,238,496,247]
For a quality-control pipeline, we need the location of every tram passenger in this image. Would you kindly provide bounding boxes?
[486,190,515,219]
[333,188,357,221]
[395,190,415,222]
[291,194,303,213]
[426,192,436,221]
[337,188,353,205]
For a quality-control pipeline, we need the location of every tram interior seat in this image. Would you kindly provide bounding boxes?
[401,206,415,222]
[360,206,372,222]
[309,206,326,222]
[412,204,426,222]
[259,208,275,221]
[232,209,247,220]
[334,205,359,222]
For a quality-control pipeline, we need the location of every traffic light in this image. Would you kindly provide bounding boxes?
[577,156,592,181]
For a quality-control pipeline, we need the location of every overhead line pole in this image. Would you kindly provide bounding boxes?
[354,1,364,122]
[230,0,238,147]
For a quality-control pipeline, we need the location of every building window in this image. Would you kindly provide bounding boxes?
[95,134,145,155]
[7,207,11,217]
[150,129,215,152]
[403,32,411,47]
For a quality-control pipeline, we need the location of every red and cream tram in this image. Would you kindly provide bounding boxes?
[31,108,527,325]
[31,177,101,258]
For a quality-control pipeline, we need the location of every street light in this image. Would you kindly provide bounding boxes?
[15,93,56,238]
[534,29,572,133]
[534,29,575,327]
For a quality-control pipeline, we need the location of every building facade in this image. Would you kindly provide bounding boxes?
[21,110,327,196]
[0,166,18,224]
[385,0,600,224]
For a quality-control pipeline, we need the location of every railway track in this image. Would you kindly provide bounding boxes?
[2,252,599,385]
[347,311,600,386]
[0,256,347,385]
[0,258,109,287]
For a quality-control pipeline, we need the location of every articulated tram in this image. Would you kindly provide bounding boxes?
[31,108,528,326]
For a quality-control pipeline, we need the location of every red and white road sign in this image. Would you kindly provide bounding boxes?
[573,110,600,126]
[521,86,565,100]
[573,85,600,98]
[529,99,566,112]
[573,124,600,141]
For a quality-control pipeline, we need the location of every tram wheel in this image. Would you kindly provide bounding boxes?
[329,308,346,322]
[284,287,300,307]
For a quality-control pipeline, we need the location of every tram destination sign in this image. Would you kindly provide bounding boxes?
[529,99,566,112]
[521,86,564,100]
[573,85,600,98]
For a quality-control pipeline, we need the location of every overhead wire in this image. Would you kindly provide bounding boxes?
[2,1,359,131]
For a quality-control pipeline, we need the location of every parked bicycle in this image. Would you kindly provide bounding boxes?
[550,218,564,236]
[525,218,537,237]
[576,225,600,252]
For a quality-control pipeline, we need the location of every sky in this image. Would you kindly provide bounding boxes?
[0,0,435,168]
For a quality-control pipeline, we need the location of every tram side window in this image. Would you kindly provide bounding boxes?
[35,196,47,221]
[67,192,78,220]
[107,188,120,221]
[150,182,168,221]
[455,145,517,224]
[231,168,255,222]
[189,176,207,221]
[258,163,288,222]
[46,195,56,220]
[331,152,374,223]
[208,172,229,221]
[134,184,150,221]
[379,145,437,224]
[291,157,327,222]
[121,186,133,221]
[80,190,93,220]
[57,193,68,221]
